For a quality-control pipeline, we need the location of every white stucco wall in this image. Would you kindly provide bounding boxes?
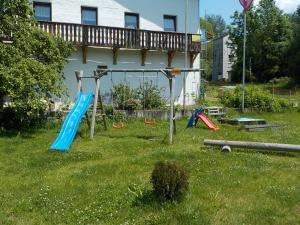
[32,0,199,34]
[61,48,200,106]
[222,35,233,81]
[32,0,201,106]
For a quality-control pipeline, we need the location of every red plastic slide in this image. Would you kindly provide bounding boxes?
[196,114,219,131]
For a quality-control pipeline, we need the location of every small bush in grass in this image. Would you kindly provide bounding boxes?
[150,161,189,202]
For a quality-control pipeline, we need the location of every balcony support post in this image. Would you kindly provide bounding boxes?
[141,49,148,66]
[112,48,119,65]
[82,46,88,64]
[189,52,198,68]
[167,51,175,67]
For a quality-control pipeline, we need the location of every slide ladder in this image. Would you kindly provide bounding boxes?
[50,92,94,151]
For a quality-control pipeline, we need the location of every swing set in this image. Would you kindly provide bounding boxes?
[76,67,202,144]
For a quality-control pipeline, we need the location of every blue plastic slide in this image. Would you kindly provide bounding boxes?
[50,92,94,151]
[186,108,205,128]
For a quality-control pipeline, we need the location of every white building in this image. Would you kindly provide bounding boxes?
[32,0,201,105]
[212,35,233,81]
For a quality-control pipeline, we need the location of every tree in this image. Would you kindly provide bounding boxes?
[286,6,300,83]
[0,0,73,128]
[229,0,292,82]
[200,18,214,80]
[206,14,227,37]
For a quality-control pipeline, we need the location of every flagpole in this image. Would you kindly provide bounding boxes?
[184,0,189,112]
[242,12,247,113]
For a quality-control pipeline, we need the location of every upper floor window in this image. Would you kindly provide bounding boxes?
[125,13,139,29]
[82,7,97,25]
[33,2,51,21]
[164,15,177,32]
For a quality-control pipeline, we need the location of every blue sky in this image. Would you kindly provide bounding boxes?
[200,0,242,24]
[200,0,300,24]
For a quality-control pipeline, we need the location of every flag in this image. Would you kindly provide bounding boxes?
[239,0,254,12]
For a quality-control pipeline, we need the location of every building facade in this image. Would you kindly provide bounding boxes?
[212,35,233,82]
[31,0,201,105]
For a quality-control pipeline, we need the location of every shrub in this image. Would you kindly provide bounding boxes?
[220,85,293,112]
[150,161,189,202]
[104,105,114,117]
[135,81,166,109]
[112,83,135,110]
[113,81,166,110]
[269,77,296,88]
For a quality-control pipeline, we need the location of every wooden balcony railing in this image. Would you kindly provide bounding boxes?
[38,21,201,53]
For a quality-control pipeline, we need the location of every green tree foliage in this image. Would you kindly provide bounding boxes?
[135,81,166,110]
[206,14,227,37]
[112,81,166,110]
[229,0,292,82]
[286,6,300,83]
[200,15,227,80]
[0,0,73,128]
[112,83,136,110]
[200,18,214,80]
[220,85,293,112]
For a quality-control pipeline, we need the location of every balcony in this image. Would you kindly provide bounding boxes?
[38,21,201,66]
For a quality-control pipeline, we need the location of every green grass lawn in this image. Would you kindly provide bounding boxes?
[0,111,300,225]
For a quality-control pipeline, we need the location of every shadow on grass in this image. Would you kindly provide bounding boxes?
[259,151,299,158]
[132,190,161,208]
[98,133,167,143]
[132,190,184,209]
[0,128,44,139]
[234,149,299,158]
[136,135,163,142]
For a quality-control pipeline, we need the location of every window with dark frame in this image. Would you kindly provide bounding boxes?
[81,7,98,25]
[33,2,51,21]
[164,15,177,32]
[125,13,139,29]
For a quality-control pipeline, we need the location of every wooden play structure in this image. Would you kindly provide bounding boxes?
[76,67,203,145]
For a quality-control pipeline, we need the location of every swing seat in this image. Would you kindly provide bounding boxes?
[112,124,125,129]
[144,121,158,125]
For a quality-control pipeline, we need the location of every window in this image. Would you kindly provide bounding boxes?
[164,15,176,32]
[82,7,97,25]
[125,13,139,29]
[33,2,51,21]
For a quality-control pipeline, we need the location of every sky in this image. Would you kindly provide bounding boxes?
[200,0,300,24]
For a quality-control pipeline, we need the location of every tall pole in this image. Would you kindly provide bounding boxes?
[169,76,175,145]
[242,12,247,113]
[249,57,252,83]
[198,0,202,99]
[91,74,100,139]
[205,10,208,80]
[184,0,189,112]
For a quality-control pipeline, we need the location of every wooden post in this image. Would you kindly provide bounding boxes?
[169,75,175,145]
[90,76,100,139]
[173,107,177,135]
[95,74,108,131]
[75,70,91,129]
[75,70,83,96]
[98,94,108,131]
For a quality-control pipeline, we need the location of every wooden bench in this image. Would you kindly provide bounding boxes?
[204,107,226,116]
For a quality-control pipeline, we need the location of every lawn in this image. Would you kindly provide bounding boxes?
[0,111,299,225]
